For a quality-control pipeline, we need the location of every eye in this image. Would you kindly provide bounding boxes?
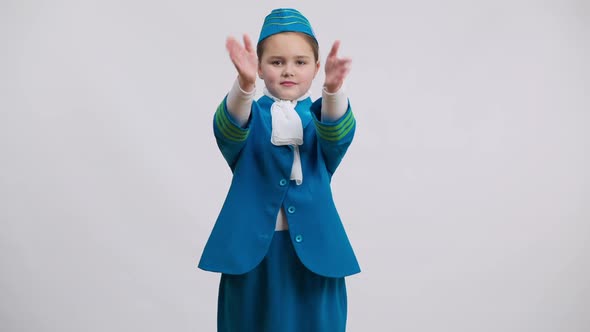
[296,60,307,65]
[271,60,283,66]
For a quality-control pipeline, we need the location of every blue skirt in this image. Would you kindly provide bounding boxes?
[217,230,347,332]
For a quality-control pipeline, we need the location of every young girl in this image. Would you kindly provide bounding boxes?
[199,8,360,332]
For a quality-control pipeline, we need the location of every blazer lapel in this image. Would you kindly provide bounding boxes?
[295,97,313,129]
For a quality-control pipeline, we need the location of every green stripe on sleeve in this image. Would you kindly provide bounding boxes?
[214,102,248,142]
[314,111,356,141]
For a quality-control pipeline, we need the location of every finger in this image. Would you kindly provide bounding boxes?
[340,58,352,67]
[342,63,351,77]
[226,36,240,53]
[328,40,341,58]
[336,60,352,79]
[243,34,254,53]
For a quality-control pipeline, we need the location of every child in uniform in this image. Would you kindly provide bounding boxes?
[198,8,361,332]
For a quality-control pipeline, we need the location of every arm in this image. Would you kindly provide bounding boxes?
[311,98,356,174]
[226,77,255,127]
[320,86,348,122]
[311,40,356,174]
[224,34,257,126]
[213,34,258,169]
[321,40,352,122]
[213,96,250,170]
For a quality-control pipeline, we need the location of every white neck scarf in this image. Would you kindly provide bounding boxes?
[263,88,310,185]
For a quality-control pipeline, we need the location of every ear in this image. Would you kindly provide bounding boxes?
[314,60,320,78]
[258,65,263,80]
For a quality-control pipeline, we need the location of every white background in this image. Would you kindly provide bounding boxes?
[2,0,589,331]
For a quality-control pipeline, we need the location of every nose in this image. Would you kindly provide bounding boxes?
[282,63,294,77]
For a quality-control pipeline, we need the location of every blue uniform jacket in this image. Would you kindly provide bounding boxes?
[198,94,360,278]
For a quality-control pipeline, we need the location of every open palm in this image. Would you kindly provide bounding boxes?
[226,34,258,89]
[324,40,352,93]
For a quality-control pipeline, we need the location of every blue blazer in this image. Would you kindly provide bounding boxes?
[198,95,360,278]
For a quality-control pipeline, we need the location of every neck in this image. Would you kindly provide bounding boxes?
[263,87,310,103]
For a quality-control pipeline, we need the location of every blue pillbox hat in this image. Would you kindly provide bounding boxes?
[258,8,317,44]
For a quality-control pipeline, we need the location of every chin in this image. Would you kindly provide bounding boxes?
[268,87,301,101]
[280,91,304,101]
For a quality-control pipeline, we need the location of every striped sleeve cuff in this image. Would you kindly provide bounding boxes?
[313,108,356,142]
[214,100,249,142]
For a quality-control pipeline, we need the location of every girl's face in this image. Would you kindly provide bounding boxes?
[258,32,320,101]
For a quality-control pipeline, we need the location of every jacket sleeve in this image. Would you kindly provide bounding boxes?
[310,98,356,174]
[213,97,250,170]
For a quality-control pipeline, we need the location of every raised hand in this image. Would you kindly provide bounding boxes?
[323,40,352,93]
[226,34,258,92]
